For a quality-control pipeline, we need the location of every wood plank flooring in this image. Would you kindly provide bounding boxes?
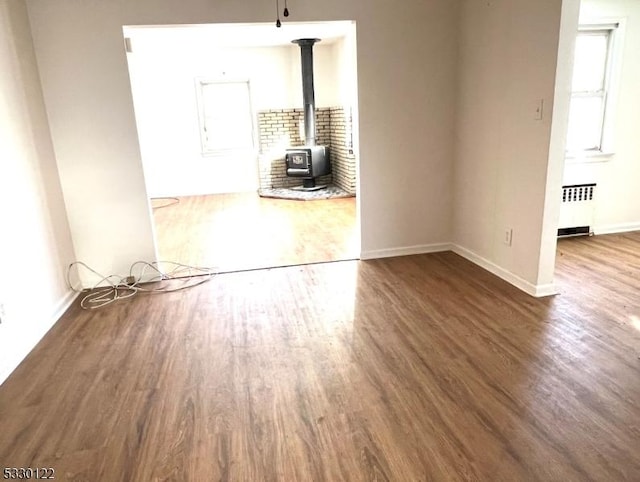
[1,232,640,481]
[151,193,359,273]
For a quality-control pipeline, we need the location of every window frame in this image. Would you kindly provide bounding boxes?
[565,20,623,163]
[194,78,257,157]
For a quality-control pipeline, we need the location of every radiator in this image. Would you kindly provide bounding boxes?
[558,183,596,236]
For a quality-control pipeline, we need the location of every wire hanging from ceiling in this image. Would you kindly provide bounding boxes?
[275,0,290,27]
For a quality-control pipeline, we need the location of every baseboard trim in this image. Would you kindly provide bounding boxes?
[533,283,559,297]
[593,222,640,236]
[360,243,452,260]
[51,289,78,327]
[451,245,558,298]
[0,289,78,386]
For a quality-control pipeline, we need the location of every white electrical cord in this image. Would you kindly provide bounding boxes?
[67,261,216,310]
[150,197,180,209]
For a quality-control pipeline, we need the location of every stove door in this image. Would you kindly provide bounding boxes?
[286,151,311,177]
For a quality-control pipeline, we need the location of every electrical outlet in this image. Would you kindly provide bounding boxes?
[504,228,513,246]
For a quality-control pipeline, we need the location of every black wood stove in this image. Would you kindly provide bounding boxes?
[285,38,330,191]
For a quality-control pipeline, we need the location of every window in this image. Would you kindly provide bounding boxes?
[566,25,618,155]
[196,79,255,155]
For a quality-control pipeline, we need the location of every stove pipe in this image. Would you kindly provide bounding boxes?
[292,38,320,146]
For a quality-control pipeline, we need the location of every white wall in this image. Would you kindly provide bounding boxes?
[126,27,342,197]
[563,0,640,234]
[453,0,566,295]
[0,0,76,384]
[538,0,581,289]
[332,29,359,109]
[25,0,459,278]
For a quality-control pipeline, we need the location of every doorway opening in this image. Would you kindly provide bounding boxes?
[558,9,625,239]
[123,21,360,274]
[549,0,639,289]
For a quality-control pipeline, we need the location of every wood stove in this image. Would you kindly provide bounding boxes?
[285,146,330,189]
[286,38,331,191]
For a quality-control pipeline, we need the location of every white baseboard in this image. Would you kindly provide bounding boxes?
[49,289,78,330]
[533,283,559,297]
[360,242,452,260]
[593,222,640,236]
[451,245,558,298]
[0,289,78,386]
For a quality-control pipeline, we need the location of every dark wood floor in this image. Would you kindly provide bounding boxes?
[1,232,639,481]
[151,193,359,273]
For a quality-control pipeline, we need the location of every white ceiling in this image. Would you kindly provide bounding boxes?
[123,21,354,48]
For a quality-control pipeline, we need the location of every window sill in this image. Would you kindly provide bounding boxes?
[565,151,614,164]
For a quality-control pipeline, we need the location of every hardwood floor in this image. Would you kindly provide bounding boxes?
[151,193,359,273]
[1,232,640,480]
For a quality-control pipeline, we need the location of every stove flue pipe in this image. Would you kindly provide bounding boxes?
[292,38,320,146]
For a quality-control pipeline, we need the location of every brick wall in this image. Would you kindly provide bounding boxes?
[257,107,356,194]
[329,107,357,194]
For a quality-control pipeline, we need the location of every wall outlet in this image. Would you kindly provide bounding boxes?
[504,228,513,246]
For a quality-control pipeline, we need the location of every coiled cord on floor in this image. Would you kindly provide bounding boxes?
[67,261,216,310]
